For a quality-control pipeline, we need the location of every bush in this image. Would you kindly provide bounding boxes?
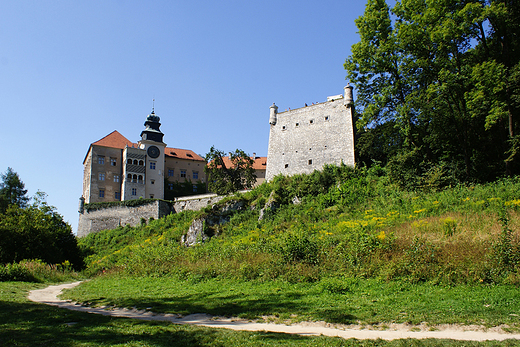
[318,277,357,294]
[281,231,320,265]
[0,260,80,282]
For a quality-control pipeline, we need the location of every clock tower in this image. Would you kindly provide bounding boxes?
[138,109,166,199]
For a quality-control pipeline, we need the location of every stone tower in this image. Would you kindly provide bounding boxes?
[265,86,355,181]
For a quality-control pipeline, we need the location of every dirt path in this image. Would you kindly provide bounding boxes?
[28,282,520,341]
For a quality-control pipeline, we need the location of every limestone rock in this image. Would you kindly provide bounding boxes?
[181,218,209,247]
[181,199,245,247]
[258,191,280,221]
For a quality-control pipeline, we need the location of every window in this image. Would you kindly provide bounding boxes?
[139,160,144,166]
[98,173,105,181]
[325,116,330,121]
[133,159,138,165]
[110,158,117,166]
[127,159,132,164]
[308,159,313,165]
[115,191,120,199]
[168,183,174,190]
[98,156,105,165]
[99,189,105,198]
[168,169,174,177]
[138,175,143,183]
[150,194,154,199]
[151,179,155,185]
[282,125,286,130]
[296,122,299,127]
[114,175,119,183]
[131,188,137,196]
[180,170,186,178]
[310,119,314,124]
[285,164,289,168]
[193,171,199,179]
[187,153,193,158]
[150,162,156,170]
[193,185,198,192]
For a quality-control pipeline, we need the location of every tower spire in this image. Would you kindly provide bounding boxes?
[152,98,155,114]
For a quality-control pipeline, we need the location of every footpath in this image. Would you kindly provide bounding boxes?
[28,282,520,342]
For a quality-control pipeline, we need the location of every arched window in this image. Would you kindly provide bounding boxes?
[139,160,144,166]
[127,159,132,164]
[127,173,132,179]
[138,175,143,183]
[133,159,138,165]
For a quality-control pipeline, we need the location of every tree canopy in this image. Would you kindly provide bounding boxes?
[346,0,520,187]
[204,146,257,195]
[0,167,29,213]
[0,169,82,268]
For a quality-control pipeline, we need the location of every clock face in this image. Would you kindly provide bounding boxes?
[147,145,160,158]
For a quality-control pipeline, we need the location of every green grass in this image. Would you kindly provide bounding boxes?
[3,281,520,346]
[63,275,520,328]
[7,168,520,345]
[78,170,520,286]
[8,282,520,346]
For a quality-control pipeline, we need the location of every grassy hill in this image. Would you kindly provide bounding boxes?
[6,165,520,346]
[79,164,520,286]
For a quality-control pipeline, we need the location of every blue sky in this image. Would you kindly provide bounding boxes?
[0,0,367,233]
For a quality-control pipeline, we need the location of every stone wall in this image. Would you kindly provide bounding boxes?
[172,193,224,212]
[266,87,355,181]
[77,193,225,237]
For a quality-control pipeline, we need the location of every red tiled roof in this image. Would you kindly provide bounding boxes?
[165,148,205,161]
[85,130,205,163]
[91,130,134,149]
[219,156,267,171]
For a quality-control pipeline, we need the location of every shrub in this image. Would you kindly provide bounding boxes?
[318,277,357,294]
[280,231,319,265]
[0,260,80,282]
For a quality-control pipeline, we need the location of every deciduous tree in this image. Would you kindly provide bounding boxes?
[346,0,520,185]
[204,146,256,195]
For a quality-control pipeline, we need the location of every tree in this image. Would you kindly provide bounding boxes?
[204,146,256,195]
[0,191,83,268]
[0,167,29,213]
[346,0,520,185]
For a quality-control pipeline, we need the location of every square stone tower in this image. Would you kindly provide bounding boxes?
[265,86,355,181]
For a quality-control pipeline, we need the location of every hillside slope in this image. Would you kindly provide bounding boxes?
[79,165,520,285]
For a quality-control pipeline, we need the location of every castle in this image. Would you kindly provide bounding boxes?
[266,86,355,181]
[81,110,207,205]
[78,87,354,237]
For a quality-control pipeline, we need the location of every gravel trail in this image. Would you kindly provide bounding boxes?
[28,282,520,341]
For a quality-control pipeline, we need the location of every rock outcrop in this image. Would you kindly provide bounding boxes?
[182,199,245,247]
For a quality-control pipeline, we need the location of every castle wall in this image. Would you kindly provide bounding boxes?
[266,89,355,181]
[77,194,224,237]
[172,193,224,212]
